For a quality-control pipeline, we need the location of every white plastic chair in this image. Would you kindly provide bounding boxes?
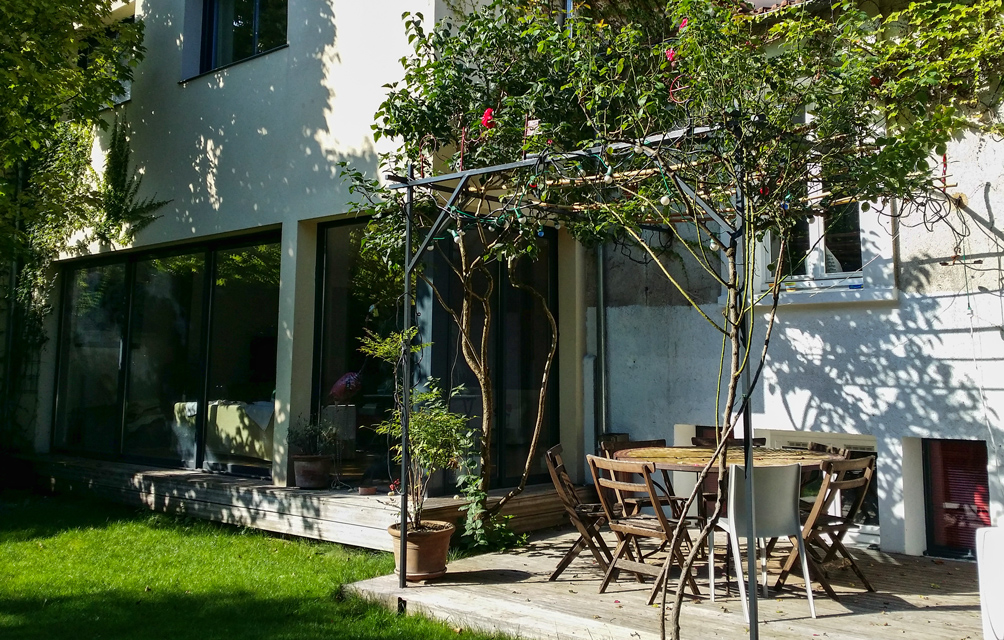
[977,526,1004,640]
[709,463,816,622]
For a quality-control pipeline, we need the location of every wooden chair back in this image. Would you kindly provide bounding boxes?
[599,438,680,514]
[545,444,584,516]
[692,436,766,447]
[802,456,876,535]
[599,438,667,457]
[807,442,851,458]
[586,454,672,535]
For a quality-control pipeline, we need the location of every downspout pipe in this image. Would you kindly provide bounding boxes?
[595,243,608,438]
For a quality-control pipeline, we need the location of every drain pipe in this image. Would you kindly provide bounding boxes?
[595,243,609,439]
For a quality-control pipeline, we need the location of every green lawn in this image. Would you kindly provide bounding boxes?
[0,490,506,640]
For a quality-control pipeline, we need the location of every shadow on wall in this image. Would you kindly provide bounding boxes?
[761,247,1004,546]
[124,1,382,242]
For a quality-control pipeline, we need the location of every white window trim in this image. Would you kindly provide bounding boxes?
[724,110,899,307]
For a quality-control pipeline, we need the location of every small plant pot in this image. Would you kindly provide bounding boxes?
[387,520,455,581]
[291,454,333,489]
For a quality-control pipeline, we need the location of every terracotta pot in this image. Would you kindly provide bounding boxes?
[387,520,455,581]
[291,454,333,489]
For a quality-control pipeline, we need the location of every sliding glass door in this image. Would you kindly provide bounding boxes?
[204,243,280,471]
[121,255,206,464]
[53,234,280,475]
[53,263,128,455]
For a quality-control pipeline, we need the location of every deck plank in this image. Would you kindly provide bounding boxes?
[348,528,982,640]
[29,455,578,552]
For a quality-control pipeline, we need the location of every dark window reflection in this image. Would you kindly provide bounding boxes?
[434,230,559,488]
[122,255,206,463]
[205,243,280,469]
[822,203,862,273]
[317,223,400,484]
[206,0,287,71]
[54,264,128,455]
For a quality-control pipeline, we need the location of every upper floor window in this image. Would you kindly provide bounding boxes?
[770,201,863,282]
[201,0,287,72]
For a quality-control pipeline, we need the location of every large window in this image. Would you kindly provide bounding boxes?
[53,235,280,475]
[431,230,560,488]
[201,0,287,72]
[770,202,863,282]
[313,222,559,491]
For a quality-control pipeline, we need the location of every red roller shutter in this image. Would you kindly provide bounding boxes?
[925,439,991,557]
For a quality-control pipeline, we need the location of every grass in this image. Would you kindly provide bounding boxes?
[0,490,511,640]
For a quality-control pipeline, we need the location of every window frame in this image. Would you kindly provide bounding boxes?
[199,0,288,74]
[747,111,896,305]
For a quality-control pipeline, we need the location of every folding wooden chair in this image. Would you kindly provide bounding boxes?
[587,454,700,605]
[600,438,702,557]
[600,439,679,514]
[775,456,876,600]
[545,444,614,580]
[806,442,850,457]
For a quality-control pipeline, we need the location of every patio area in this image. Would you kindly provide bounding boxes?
[348,527,982,640]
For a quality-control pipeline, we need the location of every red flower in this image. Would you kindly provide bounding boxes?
[666,48,675,63]
[481,108,495,129]
[680,18,688,29]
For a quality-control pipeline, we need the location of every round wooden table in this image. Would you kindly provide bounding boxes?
[614,445,840,472]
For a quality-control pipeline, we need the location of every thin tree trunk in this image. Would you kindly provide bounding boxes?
[491,255,558,514]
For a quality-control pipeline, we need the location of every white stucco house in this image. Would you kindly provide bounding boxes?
[21,0,1002,560]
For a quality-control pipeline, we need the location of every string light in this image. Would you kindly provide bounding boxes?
[603,166,614,184]
[709,238,721,251]
[660,195,671,206]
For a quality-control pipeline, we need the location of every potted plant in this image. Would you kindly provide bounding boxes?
[288,416,339,489]
[362,329,469,581]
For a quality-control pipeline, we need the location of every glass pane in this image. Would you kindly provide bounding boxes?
[122,255,206,463]
[214,0,255,67]
[822,203,862,273]
[432,231,558,487]
[257,0,287,53]
[54,264,128,455]
[500,236,557,482]
[317,223,401,484]
[205,242,280,470]
[771,218,809,279]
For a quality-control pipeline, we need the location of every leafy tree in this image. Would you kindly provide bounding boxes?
[0,2,149,441]
[350,2,1002,633]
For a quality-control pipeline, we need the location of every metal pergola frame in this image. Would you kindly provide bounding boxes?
[384,129,762,638]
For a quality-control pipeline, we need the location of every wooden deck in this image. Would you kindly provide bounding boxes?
[348,528,982,639]
[29,455,584,551]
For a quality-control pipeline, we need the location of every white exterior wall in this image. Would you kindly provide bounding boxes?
[36,0,445,485]
[590,130,1004,555]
